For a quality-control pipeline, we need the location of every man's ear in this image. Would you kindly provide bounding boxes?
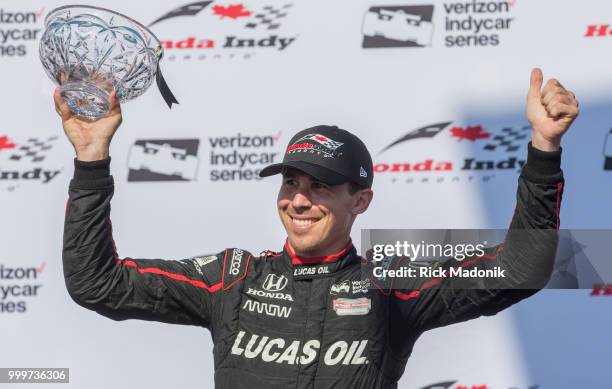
[352,189,373,215]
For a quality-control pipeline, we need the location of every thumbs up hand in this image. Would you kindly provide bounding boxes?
[526,68,579,152]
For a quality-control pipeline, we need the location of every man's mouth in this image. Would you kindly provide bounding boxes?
[290,216,320,228]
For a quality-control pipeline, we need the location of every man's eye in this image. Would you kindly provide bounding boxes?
[312,182,328,189]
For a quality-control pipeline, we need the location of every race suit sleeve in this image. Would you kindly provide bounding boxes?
[63,158,225,328]
[390,142,563,333]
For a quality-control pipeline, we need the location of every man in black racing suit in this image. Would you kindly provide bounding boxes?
[59,69,578,388]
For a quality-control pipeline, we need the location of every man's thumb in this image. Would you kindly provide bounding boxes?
[528,67,543,98]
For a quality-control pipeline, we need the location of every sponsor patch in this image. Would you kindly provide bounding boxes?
[189,255,218,275]
[351,279,371,294]
[333,298,371,316]
[262,273,288,292]
[230,249,244,276]
[183,253,222,285]
[222,248,251,289]
[293,265,329,277]
[330,279,371,295]
[242,298,292,318]
[330,280,351,295]
[246,287,293,301]
[231,330,368,365]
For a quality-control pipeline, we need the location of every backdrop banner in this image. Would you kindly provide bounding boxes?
[1,1,610,388]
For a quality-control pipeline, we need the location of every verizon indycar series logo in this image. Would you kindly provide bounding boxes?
[1,262,45,314]
[362,2,516,49]
[127,139,200,182]
[330,279,371,295]
[231,331,368,365]
[375,121,530,184]
[149,1,297,61]
[330,280,350,294]
[208,131,281,181]
[0,7,44,57]
[362,5,434,48]
[0,134,62,191]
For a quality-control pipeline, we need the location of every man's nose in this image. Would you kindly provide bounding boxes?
[291,190,312,209]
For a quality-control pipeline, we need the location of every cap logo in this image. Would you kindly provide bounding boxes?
[305,134,344,150]
[286,133,344,157]
[286,142,313,153]
[360,167,368,178]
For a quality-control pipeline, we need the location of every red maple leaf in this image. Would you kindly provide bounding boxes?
[450,125,491,142]
[0,135,16,151]
[212,4,252,19]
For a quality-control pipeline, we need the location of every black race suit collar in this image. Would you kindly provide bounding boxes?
[281,239,361,280]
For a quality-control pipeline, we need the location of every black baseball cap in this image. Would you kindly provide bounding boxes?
[259,125,374,188]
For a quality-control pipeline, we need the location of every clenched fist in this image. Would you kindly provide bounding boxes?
[54,88,123,161]
[527,68,579,152]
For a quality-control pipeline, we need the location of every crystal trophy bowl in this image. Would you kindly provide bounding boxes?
[40,5,167,118]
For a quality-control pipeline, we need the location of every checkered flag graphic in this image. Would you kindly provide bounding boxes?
[302,134,344,150]
[482,126,530,152]
[9,136,59,162]
[245,3,293,30]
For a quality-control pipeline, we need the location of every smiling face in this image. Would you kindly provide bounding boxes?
[277,168,373,258]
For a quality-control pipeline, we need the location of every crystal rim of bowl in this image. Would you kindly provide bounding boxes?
[44,4,163,59]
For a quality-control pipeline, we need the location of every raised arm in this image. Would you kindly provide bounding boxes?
[57,91,229,327]
[390,69,579,334]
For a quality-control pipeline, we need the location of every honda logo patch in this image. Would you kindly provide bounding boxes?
[262,273,288,292]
